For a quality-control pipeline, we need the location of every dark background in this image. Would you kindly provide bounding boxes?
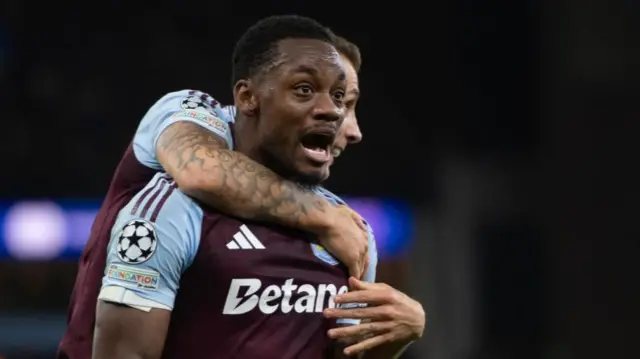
[0,0,639,358]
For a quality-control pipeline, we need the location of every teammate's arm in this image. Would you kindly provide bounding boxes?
[157,121,335,232]
[156,120,368,278]
[136,91,366,278]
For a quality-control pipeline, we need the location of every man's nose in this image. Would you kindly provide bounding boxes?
[342,115,363,144]
[312,94,342,123]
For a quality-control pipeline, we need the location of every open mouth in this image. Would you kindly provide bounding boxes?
[300,130,336,164]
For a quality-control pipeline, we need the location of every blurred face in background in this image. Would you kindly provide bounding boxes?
[331,54,362,162]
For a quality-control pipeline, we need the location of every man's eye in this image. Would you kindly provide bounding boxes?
[294,84,313,95]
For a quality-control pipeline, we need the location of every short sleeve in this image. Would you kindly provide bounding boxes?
[132,89,234,170]
[362,225,378,283]
[334,226,378,326]
[220,105,237,121]
[99,173,203,310]
[312,186,378,281]
[314,187,381,326]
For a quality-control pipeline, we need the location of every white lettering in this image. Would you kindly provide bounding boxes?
[316,284,336,312]
[259,284,281,314]
[223,278,348,315]
[294,284,317,313]
[280,279,297,314]
[222,278,262,315]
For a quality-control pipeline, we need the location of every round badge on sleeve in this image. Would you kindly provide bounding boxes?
[181,95,216,115]
[116,219,158,264]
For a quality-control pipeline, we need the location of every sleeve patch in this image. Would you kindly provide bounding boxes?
[170,110,229,135]
[115,219,158,264]
[180,95,218,115]
[106,263,160,291]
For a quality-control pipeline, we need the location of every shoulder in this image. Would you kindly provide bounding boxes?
[313,187,347,206]
[102,174,204,310]
[114,173,204,251]
[132,90,233,168]
[219,105,236,122]
[315,186,377,255]
[144,89,230,123]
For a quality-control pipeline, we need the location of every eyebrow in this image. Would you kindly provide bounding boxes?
[292,65,319,76]
[292,65,346,82]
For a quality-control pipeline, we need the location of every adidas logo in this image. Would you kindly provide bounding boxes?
[226,225,265,250]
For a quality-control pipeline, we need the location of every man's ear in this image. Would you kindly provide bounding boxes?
[233,79,258,117]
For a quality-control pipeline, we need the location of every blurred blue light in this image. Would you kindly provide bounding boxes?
[0,198,413,260]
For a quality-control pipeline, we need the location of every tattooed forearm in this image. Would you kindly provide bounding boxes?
[156,121,331,229]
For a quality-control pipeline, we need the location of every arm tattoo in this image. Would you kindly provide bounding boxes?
[157,121,329,228]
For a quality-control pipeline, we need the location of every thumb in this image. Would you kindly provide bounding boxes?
[348,264,362,280]
[360,255,370,280]
[348,276,372,290]
[351,214,367,231]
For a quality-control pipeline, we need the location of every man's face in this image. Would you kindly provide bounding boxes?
[252,38,347,185]
[330,55,362,163]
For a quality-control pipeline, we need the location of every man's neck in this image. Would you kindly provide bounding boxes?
[232,118,322,189]
[231,118,262,164]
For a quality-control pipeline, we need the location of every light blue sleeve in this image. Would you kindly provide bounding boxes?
[336,223,379,326]
[101,173,203,309]
[363,224,378,283]
[313,187,378,282]
[314,187,380,325]
[132,89,234,170]
[220,105,237,121]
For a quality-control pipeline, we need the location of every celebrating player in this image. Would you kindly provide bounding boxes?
[92,15,424,359]
[219,34,363,161]
[218,33,425,359]
[57,31,370,359]
[57,20,372,359]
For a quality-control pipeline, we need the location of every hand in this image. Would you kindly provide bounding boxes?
[317,205,369,279]
[324,277,425,357]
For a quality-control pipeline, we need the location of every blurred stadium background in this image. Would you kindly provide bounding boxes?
[1,1,639,358]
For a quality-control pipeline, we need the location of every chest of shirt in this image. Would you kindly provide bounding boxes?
[186,214,350,313]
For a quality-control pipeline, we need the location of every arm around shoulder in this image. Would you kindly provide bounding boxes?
[155,120,336,232]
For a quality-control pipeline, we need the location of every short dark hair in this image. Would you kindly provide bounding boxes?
[231,15,335,88]
[332,35,362,73]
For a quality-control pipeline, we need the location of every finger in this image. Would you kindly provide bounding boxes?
[324,305,393,320]
[349,276,363,290]
[343,332,396,356]
[348,265,362,280]
[328,321,394,339]
[337,204,357,216]
[354,216,367,231]
[352,218,367,232]
[346,209,367,230]
[335,289,390,306]
[360,255,370,280]
[348,277,379,291]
